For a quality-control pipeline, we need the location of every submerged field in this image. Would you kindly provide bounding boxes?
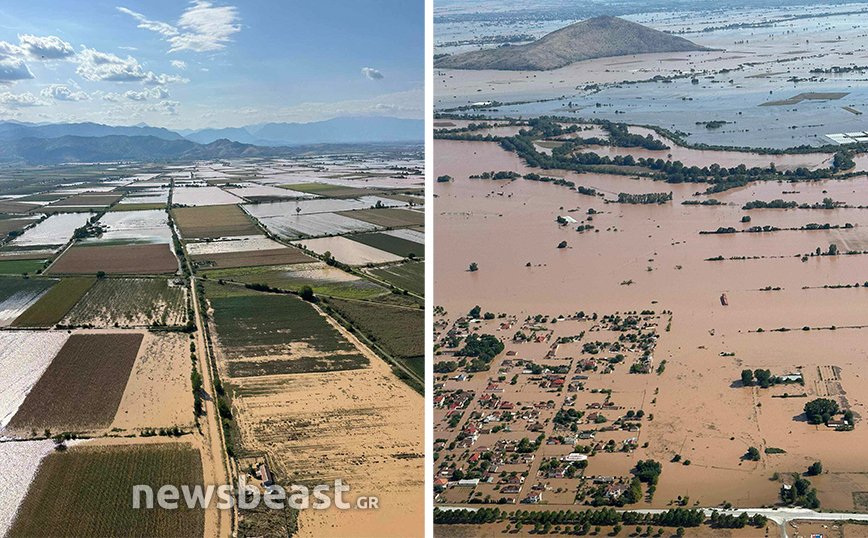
[0,277,57,326]
[0,332,70,430]
[11,277,95,327]
[7,443,205,538]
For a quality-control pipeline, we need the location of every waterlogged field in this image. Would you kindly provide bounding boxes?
[203,282,368,378]
[6,443,205,538]
[7,333,144,431]
[253,211,381,239]
[0,440,60,537]
[0,332,70,430]
[84,210,172,245]
[185,236,284,256]
[172,205,260,239]
[369,261,425,296]
[244,196,404,218]
[9,213,90,248]
[63,278,187,327]
[11,277,95,327]
[173,186,243,206]
[292,236,403,266]
[0,278,57,326]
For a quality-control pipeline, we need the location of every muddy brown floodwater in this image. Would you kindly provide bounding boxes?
[434,138,868,511]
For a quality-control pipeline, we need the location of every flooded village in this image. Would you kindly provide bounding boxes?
[433,2,868,536]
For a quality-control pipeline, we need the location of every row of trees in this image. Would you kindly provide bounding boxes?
[433,507,704,528]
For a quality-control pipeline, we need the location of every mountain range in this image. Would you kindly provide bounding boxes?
[434,15,709,71]
[0,116,423,165]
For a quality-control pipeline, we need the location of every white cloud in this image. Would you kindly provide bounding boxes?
[123,87,170,101]
[117,1,240,54]
[148,99,180,115]
[0,91,45,107]
[171,60,187,70]
[0,41,24,59]
[0,58,34,82]
[76,46,147,82]
[40,84,89,101]
[143,72,188,86]
[100,92,122,102]
[362,67,384,80]
[116,7,179,37]
[18,34,75,60]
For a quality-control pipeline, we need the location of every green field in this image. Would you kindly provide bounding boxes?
[110,203,167,212]
[369,261,424,296]
[202,263,390,300]
[0,259,49,275]
[7,444,205,538]
[63,278,187,327]
[12,277,95,327]
[204,281,368,377]
[325,297,424,361]
[347,232,423,258]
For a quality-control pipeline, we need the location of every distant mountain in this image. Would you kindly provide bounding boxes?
[0,121,184,141]
[0,135,271,165]
[185,116,424,146]
[434,15,708,71]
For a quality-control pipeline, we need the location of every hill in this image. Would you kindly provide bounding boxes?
[185,116,424,146]
[434,15,708,71]
[0,121,184,141]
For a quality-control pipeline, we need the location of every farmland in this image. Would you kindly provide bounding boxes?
[62,278,187,327]
[191,247,312,269]
[292,235,403,265]
[253,212,380,239]
[0,277,57,326]
[47,243,179,275]
[325,297,425,374]
[6,443,205,538]
[0,259,47,275]
[6,333,144,431]
[336,207,424,228]
[11,277,95,327]
[172,205,260,239]
[0,440,58,537]
[279,182,382,197]
[369,261,425,296]
[202,262,391,300]
[0,332,70,430]
[203,282,368,378]
[348,231,424,258]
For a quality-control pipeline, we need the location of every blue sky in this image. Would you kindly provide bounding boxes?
[0,1,424,129]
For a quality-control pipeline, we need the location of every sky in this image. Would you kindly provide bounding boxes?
[0,1,424,129]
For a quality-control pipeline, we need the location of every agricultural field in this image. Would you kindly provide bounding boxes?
[9,212,90,248]
[43,193,123,210]
[6,442,205,538]
[6,332,144,431]
[172,205,260,239]
[0,440,59,537]
[347,231,424,258]
[47,243,179,275]
[278,182,385,198]
[203,281,368,378]
[368,261,425,296]
[112,332,195,430]
[202,262,391,300]
[253,211,381,239]
[0,277,57,326]
[244,196,403,218]
[0,259,48,275]
[335,207,424,228]
[173,185,243,206]
[83,209,172,245]
[293,236,403,265]
[325,297,424,371]
[227,184,312,202]
[0,332,70,430]
[191,247,311,269]
[62,278,187,327]
[0,217,38,236]
[11,277,95,327]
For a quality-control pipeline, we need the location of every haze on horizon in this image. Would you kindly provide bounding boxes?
[0,0,423,131]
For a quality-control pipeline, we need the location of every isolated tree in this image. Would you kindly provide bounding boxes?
[469,262,478,272]
[807,461,823,476]
[299,285,315,302]
[741,369,754,386]
[747,446,761,461]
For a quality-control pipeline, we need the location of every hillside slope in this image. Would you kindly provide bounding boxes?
[434,16,708,71]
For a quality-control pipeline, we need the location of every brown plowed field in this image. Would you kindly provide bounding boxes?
[172,205,259,239]
[191,247,312,269]
[47,244,179,275]
[7,332,144,431]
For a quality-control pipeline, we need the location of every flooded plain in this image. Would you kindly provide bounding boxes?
[434,137,868,511]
